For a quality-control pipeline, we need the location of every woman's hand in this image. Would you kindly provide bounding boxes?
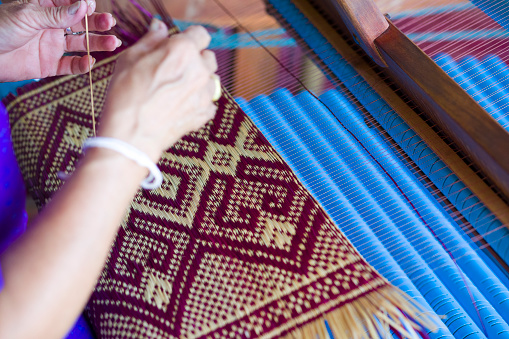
[0,0,120,82]
[99,19,219,162]
[0,17,219,339]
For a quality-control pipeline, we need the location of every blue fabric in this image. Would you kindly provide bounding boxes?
[0,80,34,100]
[66,316,96,339]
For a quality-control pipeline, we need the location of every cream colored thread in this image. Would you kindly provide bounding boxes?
[84,14,96,136]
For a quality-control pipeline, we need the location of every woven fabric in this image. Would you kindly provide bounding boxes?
[3,39,436,336]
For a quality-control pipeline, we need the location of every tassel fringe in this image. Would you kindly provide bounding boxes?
[282,286,438,339]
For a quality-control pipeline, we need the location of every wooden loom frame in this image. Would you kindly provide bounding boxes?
[279,0,509,226]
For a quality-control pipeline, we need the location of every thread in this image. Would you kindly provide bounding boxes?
[84,14,96,137]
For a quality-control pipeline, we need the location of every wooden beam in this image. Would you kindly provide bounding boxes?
[288,0,509,225]
[375,21,509,199]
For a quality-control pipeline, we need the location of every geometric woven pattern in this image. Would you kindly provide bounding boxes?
[4,54,401,338]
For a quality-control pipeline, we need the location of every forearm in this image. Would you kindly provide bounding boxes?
[0,148,147,339]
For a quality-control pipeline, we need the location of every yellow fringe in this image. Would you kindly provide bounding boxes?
[282,286,439,339]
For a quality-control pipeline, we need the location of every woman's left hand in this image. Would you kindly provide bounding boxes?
[0,0,120,82]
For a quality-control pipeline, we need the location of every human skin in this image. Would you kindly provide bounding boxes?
[0,0,118,81]
[0,4,218,338]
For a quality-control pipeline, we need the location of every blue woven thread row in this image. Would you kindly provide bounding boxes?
[244,0,509,337]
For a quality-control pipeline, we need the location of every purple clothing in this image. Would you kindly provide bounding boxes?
[0,102,95,338]
[0,102,27,290]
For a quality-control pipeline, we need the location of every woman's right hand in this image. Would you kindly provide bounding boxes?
[99,19,219,162]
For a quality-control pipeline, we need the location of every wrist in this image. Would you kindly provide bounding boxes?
[97,132,164,163]
[79,147,149,183]
[81,137,163,189]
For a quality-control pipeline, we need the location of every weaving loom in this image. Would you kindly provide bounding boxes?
[3,0,509,338]
[226,0,509,337]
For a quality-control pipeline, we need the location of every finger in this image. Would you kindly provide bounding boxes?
[86,0,95,15]
[194,104,218,131]
[180,26,211,51]
[69,12,115,32]
[201,50,218,73]
[56,55,95,76]
[197,74,219,104]
[38,0,78,7]
[65,33,121,52]
[33,0,88,30]
[207,103,218,120]
[128,18,168,56]
[42,0,96,15]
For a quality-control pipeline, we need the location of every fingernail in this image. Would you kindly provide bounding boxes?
[87,0,95,15]
[116,38,122,47]
[68,0,82,15]
[89,57,96,69]
[150,18,162,31]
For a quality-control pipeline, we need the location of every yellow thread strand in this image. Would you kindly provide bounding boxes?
[84,14,96,136]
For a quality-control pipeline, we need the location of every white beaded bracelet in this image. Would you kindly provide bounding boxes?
[82,137,163,190]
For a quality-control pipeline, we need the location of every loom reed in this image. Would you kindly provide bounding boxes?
[87,0,509,337]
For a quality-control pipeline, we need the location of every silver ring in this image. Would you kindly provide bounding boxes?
[64,27,86,36]
[211,74,221,102]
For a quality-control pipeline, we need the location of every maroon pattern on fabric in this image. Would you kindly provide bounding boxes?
[3,54,394,338]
